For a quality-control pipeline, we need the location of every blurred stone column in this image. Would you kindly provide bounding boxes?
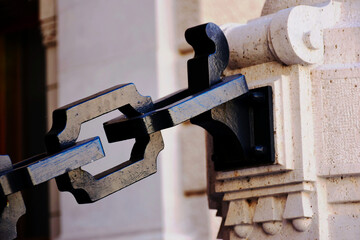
[39,0,59,238]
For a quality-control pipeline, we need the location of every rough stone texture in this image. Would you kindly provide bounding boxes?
[223,1,341,68]
[317,72,360,176]
[210,0,360,239]
[261,0,327,15]
[216,62,319,240]
[323,28,360,65]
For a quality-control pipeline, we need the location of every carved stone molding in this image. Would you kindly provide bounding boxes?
[209,0,360,238]
[215,190,314,239]
[221,1,341,69]
[211,62,317,239]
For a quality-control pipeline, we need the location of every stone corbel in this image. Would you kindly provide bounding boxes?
[219,192,314,239]
[253,196,285,236]
[221,0,341,69]
[224,199,256,239]
[283,192,313,232]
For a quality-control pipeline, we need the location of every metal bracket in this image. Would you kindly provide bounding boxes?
[104,23,275,172]
[207,86,274,171]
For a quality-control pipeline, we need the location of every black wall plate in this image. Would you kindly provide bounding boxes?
[209,86,275,171]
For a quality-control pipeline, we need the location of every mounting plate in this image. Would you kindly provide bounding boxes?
[210,86,274,171]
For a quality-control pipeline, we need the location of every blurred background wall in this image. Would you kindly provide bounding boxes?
[1,0,265,239]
